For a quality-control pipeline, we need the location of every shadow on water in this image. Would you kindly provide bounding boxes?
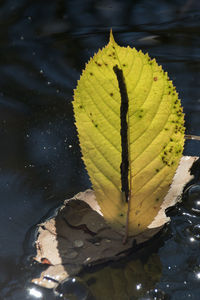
[0,0,200,299]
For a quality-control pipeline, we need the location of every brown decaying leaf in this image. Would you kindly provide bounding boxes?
[32,156,197,289]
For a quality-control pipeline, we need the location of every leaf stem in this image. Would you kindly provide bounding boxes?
[123,192,131,244]
[113,64,131,243]
[185,134,200,141]
[113,65,129,202]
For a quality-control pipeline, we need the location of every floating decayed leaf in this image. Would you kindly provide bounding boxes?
[73,31,185,236]
[32,156,197,289]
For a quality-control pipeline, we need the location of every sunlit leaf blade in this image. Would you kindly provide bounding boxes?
[73,31,185,236]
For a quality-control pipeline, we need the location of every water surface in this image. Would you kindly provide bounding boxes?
[0,0,200,299]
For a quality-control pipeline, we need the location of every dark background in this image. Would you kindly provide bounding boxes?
[0,0,200,299]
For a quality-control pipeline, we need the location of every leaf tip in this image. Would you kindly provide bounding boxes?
[109,28,116,45]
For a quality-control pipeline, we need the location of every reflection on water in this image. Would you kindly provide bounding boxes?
[80,251,162,300]
[0,0,200,299]
[29,287,43,299]
[55,277,94,300]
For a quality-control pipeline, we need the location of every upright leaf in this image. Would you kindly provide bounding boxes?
[73,31,185,236]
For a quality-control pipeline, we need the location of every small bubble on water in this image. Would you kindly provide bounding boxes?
[47,81,51,85]
[185,224,200,243]
[185,184,200,199]
[184,184,200,215]
[39,69,44,74]
[191,224,200,240]
[28,287,42,298]
[85,257,91,262]
[55,277,92,300]
[196,272,200,279]
[145,288,168,300]
[136,283,142,290]
[68,144,72,148]
[74,240,84,248]
[29,164,35,168]
[20,36,24,40]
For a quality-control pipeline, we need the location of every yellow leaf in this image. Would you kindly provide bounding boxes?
[73,30,185,236]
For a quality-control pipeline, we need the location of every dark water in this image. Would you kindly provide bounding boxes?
[0,0,200,299]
